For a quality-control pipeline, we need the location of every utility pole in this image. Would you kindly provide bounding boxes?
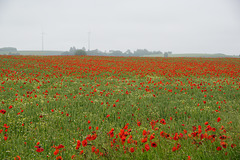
[42,31,44,51]
[88,31,91,51]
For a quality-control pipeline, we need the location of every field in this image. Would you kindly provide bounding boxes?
[0,55,240,160]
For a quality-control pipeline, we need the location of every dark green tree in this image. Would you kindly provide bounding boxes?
[74,49,87,55]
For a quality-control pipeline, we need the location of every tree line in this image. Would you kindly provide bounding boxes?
[61,46,172,57]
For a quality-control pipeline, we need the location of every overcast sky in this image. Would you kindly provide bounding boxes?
[0,0,240,54]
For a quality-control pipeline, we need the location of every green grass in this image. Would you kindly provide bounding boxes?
[0,55,239,159]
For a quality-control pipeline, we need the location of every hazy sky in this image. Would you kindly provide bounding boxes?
[0,0,240,54]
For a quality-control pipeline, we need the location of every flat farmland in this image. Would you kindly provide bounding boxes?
[0,55,240,160]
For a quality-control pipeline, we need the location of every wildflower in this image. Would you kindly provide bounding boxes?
[137,121,141,126]
[141,137,147,143]
[217,147,222,151]
[82,140,87,147]
[54,149,59,155]
[221,142,227,148]
[172,146,177,152]
[35,146,44,152]
[151,142,157,148]
[0,109,6,114]
[56,156,63,160]
[145,144,150,151]
[160,119,166,125]
[14,156,21,160]
[231,144,236,148]
[142,130,147,136]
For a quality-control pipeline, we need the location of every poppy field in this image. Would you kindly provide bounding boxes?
[0,55,240,160]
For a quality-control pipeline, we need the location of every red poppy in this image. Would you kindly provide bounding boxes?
[0,109,6,114]
[130,147,134,153]
[231,144,236,148]
[160,119,166,125]
[137,121,141,126]
[82,140,87,147]
[221,142,227,148]
[57,144,65,149]
[172,146,177,152]
[217,147,222,151]
[142,130,147,136]
[92,146,96,152]
[56,156,63,160]
[35,146,44,152]
[145,144,150,151]
[14,156,21,160]
[151,142,157,148]
[54,149,59,155]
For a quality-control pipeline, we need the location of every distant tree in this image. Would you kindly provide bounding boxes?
[164,52,168,58]
[82,47,86,51]
[72,46,76,51]
[0,47,17,52]
[75,49,87,55]
[68,46,77,54]
[152,51,163,55]
[109,50,123,56]
[124,49,132,55]
[69,47,73,53]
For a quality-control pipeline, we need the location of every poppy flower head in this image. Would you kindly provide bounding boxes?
[130,147,134,153]
[145,143,150,151]
[82,140,87,147]
[216,146,222,151]
[151,142,157,148]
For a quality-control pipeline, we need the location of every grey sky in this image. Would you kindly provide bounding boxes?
[0,0,240,54]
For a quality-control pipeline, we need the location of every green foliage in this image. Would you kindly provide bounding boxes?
[74,49,87,55]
